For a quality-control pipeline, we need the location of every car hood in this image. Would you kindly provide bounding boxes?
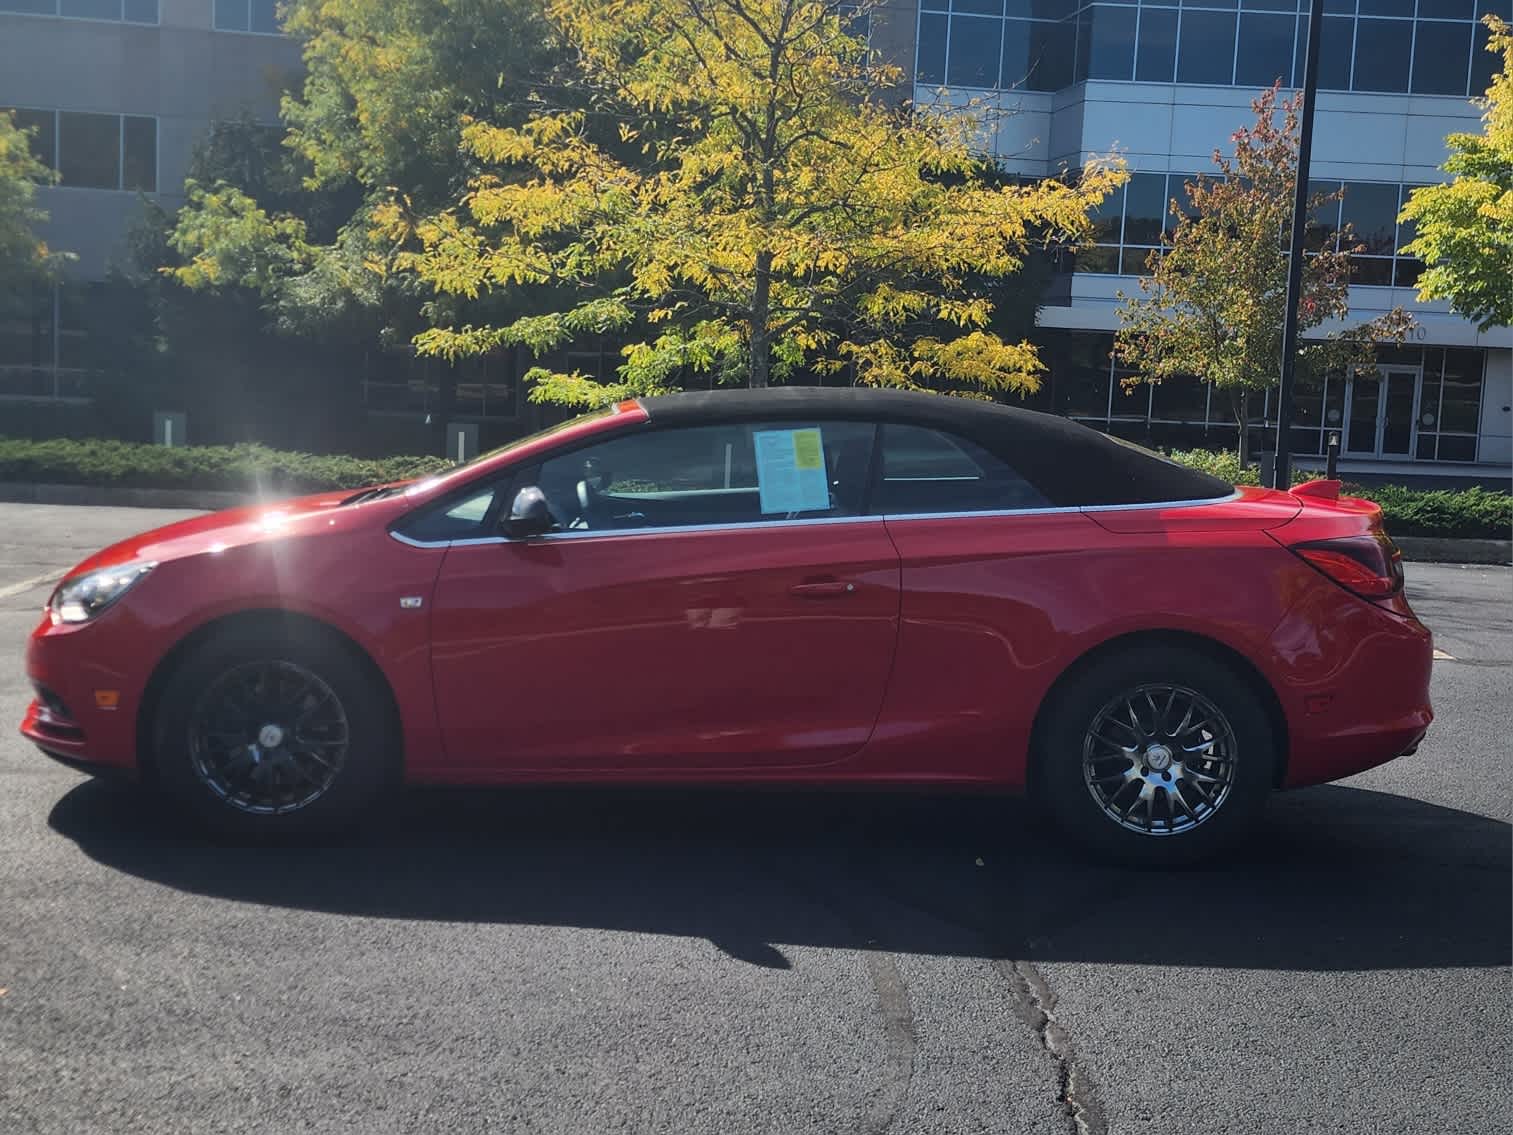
[63,486,407,580]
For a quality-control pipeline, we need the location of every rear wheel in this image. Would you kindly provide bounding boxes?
[151,626,395,839]
[1033,645,1276,864]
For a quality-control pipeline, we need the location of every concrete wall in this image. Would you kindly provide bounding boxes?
[1480,351,1513,469]
[0,7,302,277]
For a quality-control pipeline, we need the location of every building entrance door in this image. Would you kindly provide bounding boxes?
[1344,366,1421,458]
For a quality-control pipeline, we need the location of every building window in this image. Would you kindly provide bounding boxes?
[1316,15,1356,91]
[948,14,1005,87]
[362,349,522,421]
[1413,19,1475,97]
[121,114,156,190]
[0,283,96,401]
[1352,18,1413,94]
[8,109,158,192]
[59,112,121,189]
[1235,12,1297,90]
[914,3,1507,98]
[0,0,156,20]
[1036,332,1486,465]
[1176,9,1238,87]
[1078,4,1137,83]
[4,107,56,167]
[214,0,282,34]
[1077,175,1430,291]
[917,10,948,84]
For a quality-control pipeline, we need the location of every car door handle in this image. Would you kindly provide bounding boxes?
[789,580,857,598]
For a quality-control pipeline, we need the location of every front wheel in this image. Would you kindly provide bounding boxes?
[1033,645,1276,864]
[151,626,395,840]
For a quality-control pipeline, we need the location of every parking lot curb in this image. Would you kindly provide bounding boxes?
[1394,536,1511,566]
[0,482,256,511]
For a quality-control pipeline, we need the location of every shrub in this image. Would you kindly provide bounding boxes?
[1364,485,1512,540]
[0,437,455,494]
[1167,448,1258,486]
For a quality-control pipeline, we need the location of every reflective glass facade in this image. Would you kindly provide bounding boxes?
[1028,332,1489,463]
[916,1,1512,96]
[1076,174,1429,286]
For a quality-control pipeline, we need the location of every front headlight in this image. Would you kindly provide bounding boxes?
[50,562,156,625]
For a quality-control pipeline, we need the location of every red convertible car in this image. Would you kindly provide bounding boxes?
[22,389,1432,861]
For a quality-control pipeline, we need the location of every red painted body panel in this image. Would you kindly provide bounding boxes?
[20,409,1433,799]
[428,521,900,771]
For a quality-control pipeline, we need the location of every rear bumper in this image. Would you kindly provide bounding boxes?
[1271,587,1434,788]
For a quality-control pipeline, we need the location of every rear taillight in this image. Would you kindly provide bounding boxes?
[1289,533,1404,601]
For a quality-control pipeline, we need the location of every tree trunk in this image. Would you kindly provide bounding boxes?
[749,248,773,389]
[1234,389,1252,467]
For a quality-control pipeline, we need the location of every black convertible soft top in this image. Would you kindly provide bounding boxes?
[637,388,1233,508]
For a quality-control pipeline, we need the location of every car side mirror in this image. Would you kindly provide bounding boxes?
[504,485,554,538]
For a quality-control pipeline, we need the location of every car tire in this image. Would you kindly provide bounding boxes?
[151,624,395,841]
[1033,645,1276,865]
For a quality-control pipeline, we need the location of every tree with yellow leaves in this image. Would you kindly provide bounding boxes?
[1399,16,1512,332]
[384,0,1123,407]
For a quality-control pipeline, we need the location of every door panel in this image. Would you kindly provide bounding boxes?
[429,522,901,770]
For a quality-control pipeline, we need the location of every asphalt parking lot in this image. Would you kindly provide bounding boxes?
[1,503,1508,1135]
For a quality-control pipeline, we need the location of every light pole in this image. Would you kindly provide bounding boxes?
[1274,0,1326,490]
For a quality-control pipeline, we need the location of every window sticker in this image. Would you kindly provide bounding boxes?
[753,428,830,514]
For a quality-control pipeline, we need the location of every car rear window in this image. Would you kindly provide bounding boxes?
[870,423,1049,515]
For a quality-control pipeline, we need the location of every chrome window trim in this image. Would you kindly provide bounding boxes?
[389,513,885,549]
[389,530,446,549]
[385,489,1243,549]
[877,488,1244,524]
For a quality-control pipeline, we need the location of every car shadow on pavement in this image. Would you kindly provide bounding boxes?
[48,779,1509,972]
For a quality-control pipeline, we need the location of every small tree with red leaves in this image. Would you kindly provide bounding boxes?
[1114,84,1413,466]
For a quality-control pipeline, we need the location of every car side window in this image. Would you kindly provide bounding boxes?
[533,420,877,532]
[395,486,499,543]
[871,423,1049,515]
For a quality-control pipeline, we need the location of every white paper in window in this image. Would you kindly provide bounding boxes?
[753,428,829,514]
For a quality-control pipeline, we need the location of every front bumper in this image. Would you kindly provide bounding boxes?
[20,611,148,771]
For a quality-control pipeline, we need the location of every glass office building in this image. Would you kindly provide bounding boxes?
[0,1,299,402]
[912,0,1512,473]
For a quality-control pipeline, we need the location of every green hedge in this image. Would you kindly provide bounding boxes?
[0,436,1507,540]
[1167,449,1511,540]
[0,438,454,494]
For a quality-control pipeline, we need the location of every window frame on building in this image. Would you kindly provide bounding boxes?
[212,0,284,35]
[1,106,158,193]
[0,0,157,24]
[913,1,1510,99]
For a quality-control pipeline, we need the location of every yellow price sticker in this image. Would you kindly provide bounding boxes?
[792,429,823,471]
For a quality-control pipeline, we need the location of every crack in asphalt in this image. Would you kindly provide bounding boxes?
[858,951,917,1135]
[996,959,1106,1135]
[752,858,918,1135]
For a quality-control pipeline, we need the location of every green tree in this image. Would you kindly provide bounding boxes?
[1398,16,1512,331]
[163,0,554,348]
[0,109,69,300]
[388,0,1123,408]
[1114,85,1412,465]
